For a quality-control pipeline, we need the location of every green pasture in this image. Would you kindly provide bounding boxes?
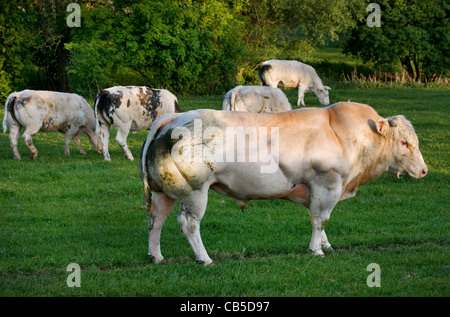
[0,86,449,296]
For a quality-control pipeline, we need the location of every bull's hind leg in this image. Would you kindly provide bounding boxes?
[22,126,40,160]
[148,191,176,264]
[8,123,22,160]
[178,191,212,265]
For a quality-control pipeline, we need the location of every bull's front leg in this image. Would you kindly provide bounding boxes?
[308,178,342,256]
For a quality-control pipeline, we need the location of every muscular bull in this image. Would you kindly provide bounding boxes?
[139,102,427,265]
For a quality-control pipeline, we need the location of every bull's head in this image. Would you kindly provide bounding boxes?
[315,86,331,105]
[376,115,428,179]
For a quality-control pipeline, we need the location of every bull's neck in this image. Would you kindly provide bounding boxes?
[344,135,392,196]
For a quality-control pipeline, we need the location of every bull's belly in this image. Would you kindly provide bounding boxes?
[210,170,310,207]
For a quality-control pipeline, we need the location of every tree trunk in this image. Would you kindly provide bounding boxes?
[400,55,416,81]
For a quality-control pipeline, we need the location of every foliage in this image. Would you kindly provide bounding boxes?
[344,0,450,81]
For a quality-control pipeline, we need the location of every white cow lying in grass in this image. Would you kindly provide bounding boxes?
[258,59,331,106]
[222,85,292,113]
[94,86,181,161]
[3,90,102,160]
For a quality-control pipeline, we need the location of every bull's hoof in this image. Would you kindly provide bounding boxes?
[310,249,325,257]
[322,244,334,252]
[149,254,165,264]
[30,152,38,160]
[197,259,214,266]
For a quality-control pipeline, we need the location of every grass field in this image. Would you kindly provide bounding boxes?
[0,86,449,297]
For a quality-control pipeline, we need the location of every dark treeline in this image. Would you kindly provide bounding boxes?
[0,0,448,101]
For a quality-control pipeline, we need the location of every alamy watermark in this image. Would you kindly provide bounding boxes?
[366,263,381,287]
[66,263,81,287]
[67,3,81,28]
[367,3,381,27]
[170,119,280,174]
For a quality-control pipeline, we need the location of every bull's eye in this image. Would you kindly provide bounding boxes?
[401,140,408,147]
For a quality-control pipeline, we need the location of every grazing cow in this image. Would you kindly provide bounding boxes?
[139,102,427,265]
[95,86,181,161]
[258,59,331,106]
[3,90,102,160]
[222,85,292,113]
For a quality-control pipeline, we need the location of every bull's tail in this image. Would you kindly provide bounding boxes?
[258,63,272,86]
[139,112,182,204]
[3,93,18,135]
[94,90,109,136]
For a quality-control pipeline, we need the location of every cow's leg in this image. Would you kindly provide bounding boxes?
[115,123,133,161]
[297,84,307,106]
[147,191,176,264]
[178,191,212,265]
[63,126,80,156]
[308,179,342,256]
[8,124,22,160]
[72,135,87,155]
[99,123,111,161]
[22,126,40,160]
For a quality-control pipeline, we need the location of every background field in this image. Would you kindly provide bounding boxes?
[0,85,448,297]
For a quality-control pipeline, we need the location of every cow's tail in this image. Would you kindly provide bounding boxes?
[223,88,239,111]
[258,63,272,86]
[3,93,18,135]
[94,90,109,136]
[139,112,182,205]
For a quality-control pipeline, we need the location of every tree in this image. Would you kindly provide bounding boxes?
[344,0,449,81]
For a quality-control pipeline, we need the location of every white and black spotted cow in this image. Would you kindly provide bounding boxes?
[94,86,181,161]
[2,90,102,160]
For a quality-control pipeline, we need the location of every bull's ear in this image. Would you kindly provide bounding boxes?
[324,86,331,90]
[376,119,390,136]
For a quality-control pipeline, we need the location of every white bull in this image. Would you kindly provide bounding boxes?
[94,86,181,161]
[258,59,330,106]
[3,90,102,160]
[139,102,428,265]
[222,85,292,113]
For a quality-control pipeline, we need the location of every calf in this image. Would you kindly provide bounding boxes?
[259,59,331,106]
[95,86,181,161]
[140,102,427,265]
[3,90,102,160]
[222,85,292,113]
